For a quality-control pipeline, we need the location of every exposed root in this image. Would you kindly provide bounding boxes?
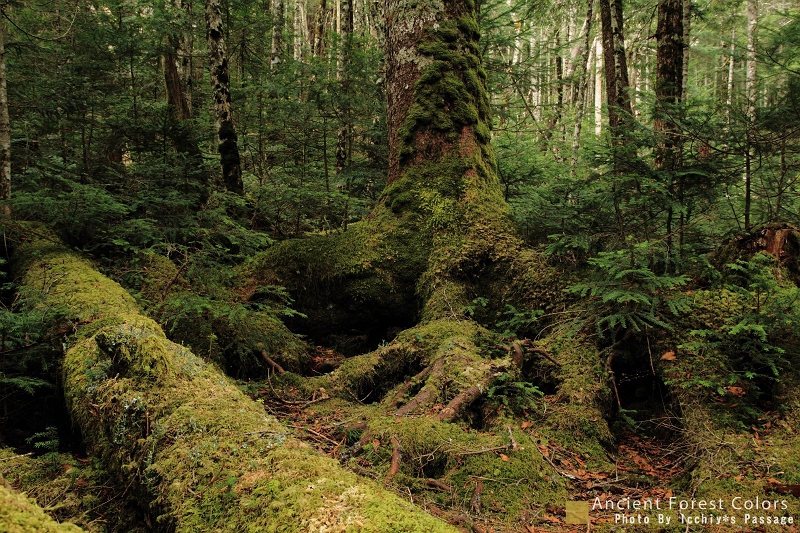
[260,349,285,374]
[426,478,452,492]
[386,435,402,481]
[394,358,446,416]
[437,370,499,423]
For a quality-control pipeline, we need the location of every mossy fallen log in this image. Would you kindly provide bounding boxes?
[0,481,84,533]
[14,227,458,533]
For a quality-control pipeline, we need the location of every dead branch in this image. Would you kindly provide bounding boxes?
[260,349,285,374]
[426,478,452,492]
[455,445,511,456]
[507,425,518,451]
[437,370,498,423]
[395,358,445,416]
[469,479,483,514]
[520,340,562,366]
[386,435,402,481]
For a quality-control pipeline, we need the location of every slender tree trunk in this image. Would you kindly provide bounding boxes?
[336,0,354,177]
[726,29,734,123]
[681,0,691,103]
[0,18,10,214]
[744,0,757,229]
[594,38,603,136]
[655,0,684,261]
[599,0,632,141]
[313,0,327,57]
[205,0,244,195]
[571,0,595,169]
[271,0,285,68]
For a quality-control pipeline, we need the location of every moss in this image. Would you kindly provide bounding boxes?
[244,212,431,352]
[0,480,85,533]
[0,448,147,533]
[132,251,310,374]
[14,228,460,533]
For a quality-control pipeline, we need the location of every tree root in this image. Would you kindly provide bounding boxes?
[437,370,499,423]
[392,358,445,415]
[386,436,402,481]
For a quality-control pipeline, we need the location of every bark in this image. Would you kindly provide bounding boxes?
[0,18,10,214]
[570,0,595,169]
[164,46,192,122]
[336,0,354,176]
[294,0,308,60]
[744,0,758,230]
[680,0,691,103]
[599,0,632,139]
[205,0,244,195]
[271,0,285,68]
[313,0,327,57]
[14,227,459,533]
[594,38,603,136]
[654,0,683,171]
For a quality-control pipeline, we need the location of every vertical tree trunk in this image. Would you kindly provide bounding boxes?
[680,0,691,102]
[726,30,734,122]
[164,43,192,122]
[205,0,244,195]
[271,0,285,68]
[313,0,327,57]
[655,0,684,261]
[744,0,757,229]
[654,0,683,170]
[599,0,632,144]
[570,0,595,169]
[0,18,9,214]
[594,37,603,136]
[336,0,354,178]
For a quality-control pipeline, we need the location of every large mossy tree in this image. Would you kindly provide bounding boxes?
[244,0,594,426]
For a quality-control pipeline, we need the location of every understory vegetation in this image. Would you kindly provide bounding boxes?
[1,0,800,531]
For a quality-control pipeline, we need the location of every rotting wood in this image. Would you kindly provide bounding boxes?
[14,227,460,533]
[437,370,499,423]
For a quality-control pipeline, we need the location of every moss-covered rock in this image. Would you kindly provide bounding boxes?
[14,227,459,533]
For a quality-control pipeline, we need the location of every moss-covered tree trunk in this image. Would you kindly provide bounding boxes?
[0,481,84,532]
[246,0,602,432]
[205,0,243,195]
[14,227,457,533]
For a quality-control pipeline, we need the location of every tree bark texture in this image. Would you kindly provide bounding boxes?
[205,0,244,195]
[336,0,354,176]
[598,0,632,132]
[744,0,758,230]
[14,227,458,533]
[654,0,684,171]
[164,46,192,122]
[271,0,285,68]
[0,19,10,213]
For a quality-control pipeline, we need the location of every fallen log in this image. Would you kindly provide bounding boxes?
[0,480,84,532]
[14,227,457,533]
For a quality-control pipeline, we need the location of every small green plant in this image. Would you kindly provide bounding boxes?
[495,304,543,337]
[486,372,544,414]
[25,426,61,475]
[566,240,691,337]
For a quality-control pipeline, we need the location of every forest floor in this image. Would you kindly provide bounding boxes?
[250,376,799,533]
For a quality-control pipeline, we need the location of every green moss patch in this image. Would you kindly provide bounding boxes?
[14,226,460,533]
